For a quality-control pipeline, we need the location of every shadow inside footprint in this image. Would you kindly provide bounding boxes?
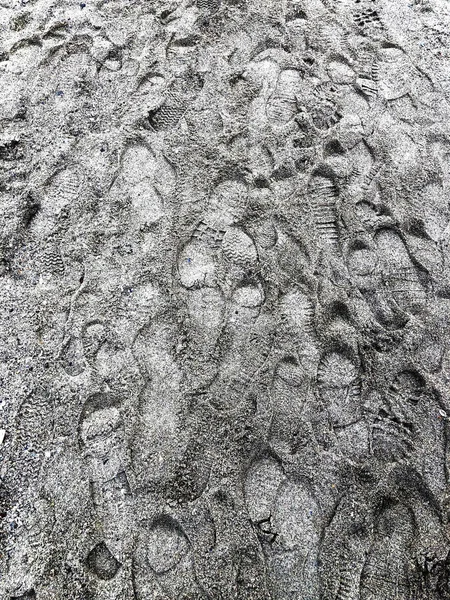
[10,592,36,600]
[87,541,122,580]
[372,369,446,496]
[60,336,85,376]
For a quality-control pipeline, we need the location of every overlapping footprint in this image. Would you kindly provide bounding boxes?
[177,180,249,387]
[360,503,418,600]
[78,392,132,580]
[244,456,321,600]
[347,228,427,329]
[210,279,269,412]
[131,318,186,488]
[133,515,206,599]
[371,369,447,498]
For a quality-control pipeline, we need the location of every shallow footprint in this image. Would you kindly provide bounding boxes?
[114,143,175,230]
[317,350,368,459]
[347,241,408,329]
[245,456,286,527]
[244,457,321,600]
[270,357,308,455]
[375,228,426,316]
[372,369,446,497]
[134,515,205,599]
[269,480,321,600]
[178,239,217,288]
[266,69,302,129]
[210,281,267,410]
[183,286,225,385]
[79,393,129,489]
[360,503,417,600]
[278,289,319,375]
[317,351,361,426]
[308,171,340,249]
[131,321,185,486]
[59,336,85,377]
[78,391,132,557]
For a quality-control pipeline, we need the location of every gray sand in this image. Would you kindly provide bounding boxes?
[1,0,450,598]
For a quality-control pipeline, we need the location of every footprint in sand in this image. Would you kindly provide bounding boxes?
[245,456,321,600]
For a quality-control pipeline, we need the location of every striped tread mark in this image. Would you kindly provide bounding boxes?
[279,290,315,337]
[48,168,81,205]
[14,396,50,484]
[354,9,382,28]
[358,55,379,79]
[359,79,378,100]
[372,415,414,459]
[61,172,80,201]
[267,94,296,122]
[79,400,124,465]
[192,221,225,248]
[274,357,304,388]
[371,62,380,82]
[383,266,425,306]
[309,177,339,246]
[82,322,106,358]
[352,165,363,178]
[362,164,382,192]
[254,220,277,249]
[336,569,354,600]
[375,229,426,311]
[42,245,65,276]
[222,228,258,265]
[148,93,187,131]
[266,70,301,126]
[197,0,220,11]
